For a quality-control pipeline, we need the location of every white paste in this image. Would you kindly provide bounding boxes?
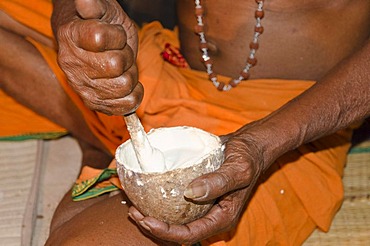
[116,126,221,173]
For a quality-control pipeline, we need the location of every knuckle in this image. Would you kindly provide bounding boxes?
[106,53,126,77]
[217,172,235,192]
[118,72,136,92]
[82,21,104,49]
[99,50,135,79]
[90,23,112,51]
[56,49,70,68]
[92,30,105,51]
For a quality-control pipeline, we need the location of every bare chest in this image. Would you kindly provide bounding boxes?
[176,0,370,80]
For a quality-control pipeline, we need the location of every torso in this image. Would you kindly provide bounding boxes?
[176,0,370,81]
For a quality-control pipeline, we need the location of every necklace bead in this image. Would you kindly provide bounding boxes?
[194,0,265,91]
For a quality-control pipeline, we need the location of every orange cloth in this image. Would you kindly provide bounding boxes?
[0,0,127,151]
[136,23,352,246]
[0,2,352,245]
[0,0,66,139]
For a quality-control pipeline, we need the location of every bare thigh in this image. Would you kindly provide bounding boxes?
[46,192,178,246]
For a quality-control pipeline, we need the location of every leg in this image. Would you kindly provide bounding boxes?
[47,193,178,246]
[0,10,111,162]
[0,10,170,245]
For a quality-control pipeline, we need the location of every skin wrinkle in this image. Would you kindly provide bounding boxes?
[215,172,235,199]
[89,79,118,98]
[23,0,366,244]
[182,187,249,244]
[103,85,143,115]
[64,20,81,49]
[142,198,232,244]
[337,68,369,124]
[93,77,131,98]
[56,5,141,114]
[57,44,85,79]
[192,192,243,244]
[99,0,139,57]
[289,41,370,145]
[125,19,139,56]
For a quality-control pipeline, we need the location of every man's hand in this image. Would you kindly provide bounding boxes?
[54,0,143,115]
[128,128,266,245]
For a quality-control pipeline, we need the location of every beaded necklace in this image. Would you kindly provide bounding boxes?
[194,0,265,91]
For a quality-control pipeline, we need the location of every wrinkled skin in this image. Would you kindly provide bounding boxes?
[50,0,370,245]
[53,2,269,243]
[128,122,267,245]
[54,0,143,115]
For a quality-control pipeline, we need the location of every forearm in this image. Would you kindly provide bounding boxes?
[255,40,370,167]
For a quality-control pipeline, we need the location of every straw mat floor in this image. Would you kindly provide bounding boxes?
[305,140,370,245]
[0,137,369,245]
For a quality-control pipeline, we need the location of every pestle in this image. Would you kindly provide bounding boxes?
[123,112,167,172]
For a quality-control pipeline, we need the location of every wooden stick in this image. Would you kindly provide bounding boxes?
[123,112,167,172]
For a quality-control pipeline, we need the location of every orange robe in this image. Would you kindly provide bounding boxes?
[0,1,352,245]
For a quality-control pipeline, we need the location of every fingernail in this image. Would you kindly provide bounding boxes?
[184,181,207,199]
[139,221,151,232]
[128,212,134,220]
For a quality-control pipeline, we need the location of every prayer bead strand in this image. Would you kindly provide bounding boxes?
[194,0,265,91]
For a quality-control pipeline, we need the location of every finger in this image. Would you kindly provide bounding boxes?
[137,200,237,245]
[75,0,106,19]
[85,63,138,98]
[57,48,137,92]
[128,188,250,245]
[81,81,144,115]
[184,165,253,202]
[185,139,260,201]
[77,47,134,78]
[76,0,139,57]
[128,207,168,242]
[73,20,127,52]
[128,206,145,221]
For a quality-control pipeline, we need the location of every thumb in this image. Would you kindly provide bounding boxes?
[75,0,106,19]
[184,147,261,202]
[184,171,235,202]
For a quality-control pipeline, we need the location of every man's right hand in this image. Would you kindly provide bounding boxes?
[53,0,143,115]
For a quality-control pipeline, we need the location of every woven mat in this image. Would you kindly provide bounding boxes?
[305,141,370,245]
[0,139,368,245]
[0,140,43,246]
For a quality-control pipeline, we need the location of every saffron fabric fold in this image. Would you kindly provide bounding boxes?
[0,1,353,245]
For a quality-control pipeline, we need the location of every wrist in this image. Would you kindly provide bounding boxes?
[242,115,304,170]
